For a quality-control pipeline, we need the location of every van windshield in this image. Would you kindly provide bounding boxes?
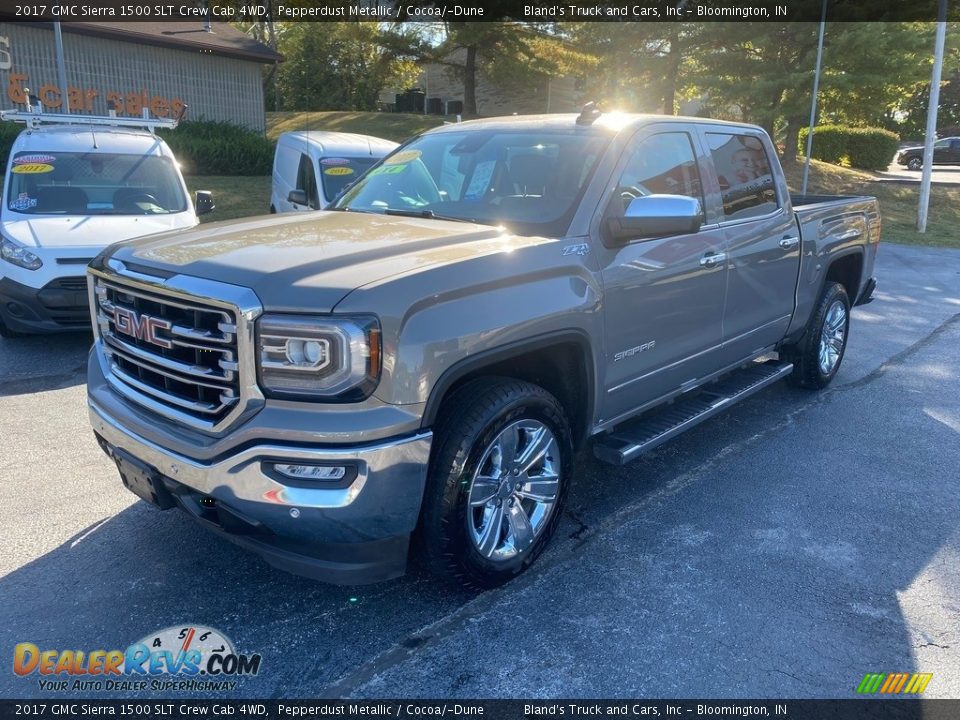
[6,152,188,216]
[332,130,611,236]
[319,157,378,202]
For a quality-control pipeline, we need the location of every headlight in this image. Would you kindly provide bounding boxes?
[1,236,42,270]
[257,314,380,400]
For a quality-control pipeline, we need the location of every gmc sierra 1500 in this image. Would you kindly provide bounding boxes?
[86,109,879,587]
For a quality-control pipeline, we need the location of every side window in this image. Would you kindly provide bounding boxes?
[295,153,319,208]
[707,132,779,221]
[613,132,704,216]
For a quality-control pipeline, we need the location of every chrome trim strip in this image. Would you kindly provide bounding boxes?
[607,315,790,395]
[89,400,433,510]
[107,363,230,414]
[102,332,235,384]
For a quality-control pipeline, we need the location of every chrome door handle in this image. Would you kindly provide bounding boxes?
[779,236,800,250]
[699,252,727,268]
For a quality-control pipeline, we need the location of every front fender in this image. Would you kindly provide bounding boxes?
[332,239,603,411]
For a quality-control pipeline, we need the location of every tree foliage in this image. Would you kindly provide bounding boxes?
[254,19,958,167]
[272,22,421,112]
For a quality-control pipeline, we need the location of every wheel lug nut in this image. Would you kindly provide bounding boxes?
[512,468,520,476]
[515,483,522,491]
[495,499,502,507]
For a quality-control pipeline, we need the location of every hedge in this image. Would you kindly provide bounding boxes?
[799,125,900,171]
[0,122,21,166]
[157,121,274,176]
[0,119,273,176]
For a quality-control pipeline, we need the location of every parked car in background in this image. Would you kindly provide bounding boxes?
[0,110,212,337]
[271,131,397,213]
[896,137,960,170]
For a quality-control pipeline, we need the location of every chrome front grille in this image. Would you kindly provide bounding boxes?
[89,262,263,433]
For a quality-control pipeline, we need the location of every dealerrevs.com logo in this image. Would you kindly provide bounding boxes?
[13,625,262,693]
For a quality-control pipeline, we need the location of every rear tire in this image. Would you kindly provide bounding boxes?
[781,281,850,390]
[419,377,573,589]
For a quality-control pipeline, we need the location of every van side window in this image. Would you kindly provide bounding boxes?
[296,154,319,209]
[614,132,704,216]
[706,133,778,220]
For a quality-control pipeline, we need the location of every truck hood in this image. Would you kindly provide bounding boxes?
[103,211,524,312]
[1,214,196,249]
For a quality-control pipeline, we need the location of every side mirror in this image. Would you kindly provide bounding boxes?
[606,194,702,243]
[288,189,308,207]
[194,190,215,216]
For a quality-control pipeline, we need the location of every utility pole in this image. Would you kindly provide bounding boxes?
[54,22,70,113]
[801,0,827,197]
[918,0,948,233]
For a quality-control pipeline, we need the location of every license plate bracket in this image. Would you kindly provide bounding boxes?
[113,448,175,510]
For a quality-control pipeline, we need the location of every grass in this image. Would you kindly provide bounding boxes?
[266,111,447,144]
[784,158,960,248]
[186,175,271,223]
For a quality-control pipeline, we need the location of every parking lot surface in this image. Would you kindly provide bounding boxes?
[1,242,958,699]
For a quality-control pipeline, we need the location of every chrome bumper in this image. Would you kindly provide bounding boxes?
[89,401,431,512]
[89,401,432,583]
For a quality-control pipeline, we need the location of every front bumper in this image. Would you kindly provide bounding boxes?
[0,275,91,334]
[89,401,432,585]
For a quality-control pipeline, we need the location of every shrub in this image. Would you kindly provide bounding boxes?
[0,121,22,166]
[799,125,900,171]
[158,121,274,176]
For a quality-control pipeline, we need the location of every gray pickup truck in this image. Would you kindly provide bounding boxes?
[86,110,879,587]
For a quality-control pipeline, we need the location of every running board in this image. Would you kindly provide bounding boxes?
[593,359,793,466]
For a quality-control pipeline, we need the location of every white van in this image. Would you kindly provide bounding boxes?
[271,131,397,213]
[0,111,211,336]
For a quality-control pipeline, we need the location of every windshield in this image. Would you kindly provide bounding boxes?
[6,151,188,216]
[319,157,379,202]
[332,130,611,236]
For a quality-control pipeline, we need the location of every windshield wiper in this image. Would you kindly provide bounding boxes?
[382,208,480,224]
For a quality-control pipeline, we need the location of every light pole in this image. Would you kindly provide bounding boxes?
[918,0,948,233]
[801,0,827,197]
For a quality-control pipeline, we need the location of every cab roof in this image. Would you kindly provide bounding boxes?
[9,125,172,157]
[424,112,765,137]
[279,131,397,157]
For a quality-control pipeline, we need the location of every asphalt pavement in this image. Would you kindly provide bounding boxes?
[879,160,960,185]
[0,242,958,699]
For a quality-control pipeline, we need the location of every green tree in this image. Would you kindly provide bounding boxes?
[273,22,420,111]
[689,22,934,163]
[430,22,595,116]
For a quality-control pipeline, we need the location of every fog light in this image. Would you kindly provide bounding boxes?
[273,463,346,481]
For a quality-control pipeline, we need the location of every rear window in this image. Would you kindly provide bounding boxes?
[318,157,378,203]
[706,133,779,221]
[6,151,187,216]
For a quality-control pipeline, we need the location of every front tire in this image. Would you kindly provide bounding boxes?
[906,157,923,171]
[781,282,850,390]
[419,377,573,589]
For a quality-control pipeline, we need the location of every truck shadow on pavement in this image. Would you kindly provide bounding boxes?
[2,352,957,698]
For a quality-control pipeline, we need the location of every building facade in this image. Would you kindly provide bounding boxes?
[0,21,278,131]
[382,48,587,117]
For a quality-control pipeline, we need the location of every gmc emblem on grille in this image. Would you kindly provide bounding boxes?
[112,306,173,349]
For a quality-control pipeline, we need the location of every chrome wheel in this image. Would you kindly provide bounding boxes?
[467,419,561,562]
[819,300,847,376]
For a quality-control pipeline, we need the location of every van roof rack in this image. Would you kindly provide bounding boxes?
[0,108,179,134]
